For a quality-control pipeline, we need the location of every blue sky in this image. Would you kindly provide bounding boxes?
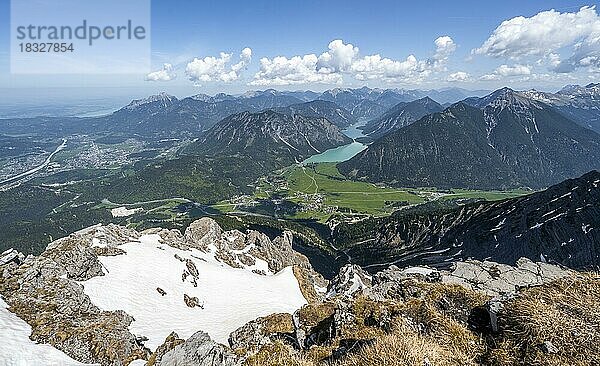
[0,0,599,104]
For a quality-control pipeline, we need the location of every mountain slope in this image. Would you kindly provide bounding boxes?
[272,100,357,128]
[317,87,489,121]
[0,218,317,364]
[361,97,444,139]
[339,88,600,189]
[104,93,251,137]
[237,89,306,109]
[185,110,352,167]
[333,170,600,271]
[523,83,600,133]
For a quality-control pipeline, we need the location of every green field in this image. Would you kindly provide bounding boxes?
[248,162,534,221]
[283,163,424,216]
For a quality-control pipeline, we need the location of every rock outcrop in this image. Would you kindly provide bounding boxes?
[181,217,327,298]
[0,218,324,366]
[325,264,372,298]
[156,331,241,366]
[0,255,148,365]
[442,257,571,297]
[229,313,296,351]
[0,248,25,267]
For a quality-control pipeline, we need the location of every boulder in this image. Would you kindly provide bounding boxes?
[326,264,372,299]
[147,332,185,366]
[0,248,24,267]
[42,236,104,281]
[229,313,295,351]
[157,331,241,366]
[183,294,202,308]
[184,218,223,251]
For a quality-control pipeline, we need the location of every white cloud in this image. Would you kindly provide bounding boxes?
[479,74,500,81]
[250,54,343,86]
[186,48,252,83]
[446,71,470,82]
[555,34,600,72]
[495,64,531,76]
[474,6,600,58]
[316,40,360,73]
[350,54,430,82]
[434,36,457,62]
[479,64,531,81]
[145,63,176,81]
[474,6,600,73]
[251,37,456,85]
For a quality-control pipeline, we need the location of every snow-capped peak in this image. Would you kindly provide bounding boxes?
[189,93,213,102]
[480,87,539,110]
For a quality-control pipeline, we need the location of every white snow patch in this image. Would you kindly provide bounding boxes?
[490,217,506,232]
[402,267,436,276]
[549,192,571,203]
[80,235,306,350]
[110,206,143,218]
[91,238,106,248]
[0,297,96,366]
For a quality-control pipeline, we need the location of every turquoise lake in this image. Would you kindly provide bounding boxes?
[303,123,368,164]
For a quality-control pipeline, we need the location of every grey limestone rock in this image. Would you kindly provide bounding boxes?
[157,331,241,366]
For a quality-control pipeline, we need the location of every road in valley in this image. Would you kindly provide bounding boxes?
[0,139,67,188]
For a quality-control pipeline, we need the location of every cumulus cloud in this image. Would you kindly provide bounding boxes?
[316,40,360,73]
[350,54,432,82]
[186,48,252,83]
[480,64,531,80]
[446,71,470,82]
[251,54,343,86]
[495,64,531,76]
[251,37,456,85]
[474,6,600,73]
[434,36,457,62]
[145,63,176,81]
[555,34,600,72]
[479,74,500,81]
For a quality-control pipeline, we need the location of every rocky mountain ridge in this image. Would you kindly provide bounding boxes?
[361,96,444,139]
[271,100,357,128]
[184,110,352,166]
[332,170,600,272]
[522,83,600,133]
[0,217,325,365]
[1,217,583,365]
[339,88,600,189]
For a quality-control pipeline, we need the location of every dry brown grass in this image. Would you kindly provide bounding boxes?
[243,274,600,365]
[487,273,600,366]
[297,302,336,327]
[293,265,321,304]
[261,313,295,334]
[244,341,314,366]
[334,320,472,366]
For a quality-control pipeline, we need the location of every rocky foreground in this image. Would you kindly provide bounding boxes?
[1,218,599,366]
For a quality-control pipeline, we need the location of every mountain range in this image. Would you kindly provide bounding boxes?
[0,87,487,139]
[271,100,357,128]
[339,88,600,189]
[522,83,600,134]
[184,110,352,166]
[333,170,600,272]
[360,96,444,139]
